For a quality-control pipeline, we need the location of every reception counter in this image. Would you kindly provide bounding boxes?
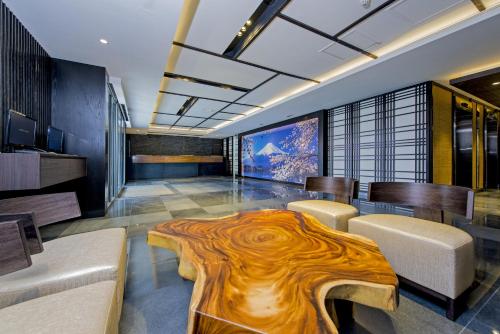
[128,155,225,179]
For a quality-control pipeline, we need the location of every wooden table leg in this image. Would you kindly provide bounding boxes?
[326,299,354,329]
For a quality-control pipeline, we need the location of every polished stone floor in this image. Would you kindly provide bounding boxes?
[40,177,500,334]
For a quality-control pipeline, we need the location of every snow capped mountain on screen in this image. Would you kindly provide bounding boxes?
[256,143,286,156]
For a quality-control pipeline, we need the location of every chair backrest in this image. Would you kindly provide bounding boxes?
[367,182,474,222]
[0,192,81,227]
[0,213,43,276]
[304,177,359,204]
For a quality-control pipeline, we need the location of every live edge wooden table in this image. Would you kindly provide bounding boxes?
[148,210,398,334]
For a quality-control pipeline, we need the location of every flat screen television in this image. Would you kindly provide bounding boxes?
[6,110,37,148]
[241,118,319,184]
[47,126,64,153]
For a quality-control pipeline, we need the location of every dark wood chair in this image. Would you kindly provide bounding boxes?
[0,192,81,227]
[349,182,475,320]
[0,213,43,276]
[367,182,475,222]
[287,177,359,232]
[304,176,359,205]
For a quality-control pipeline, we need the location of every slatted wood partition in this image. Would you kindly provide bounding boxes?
[327,82,431,194]
[0,0,52,149]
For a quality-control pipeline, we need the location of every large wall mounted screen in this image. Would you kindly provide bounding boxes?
[241,118,319,183]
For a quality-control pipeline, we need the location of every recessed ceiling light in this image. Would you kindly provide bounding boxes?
[241,26,247,32]
[246,20,252,26]
[492,82,500,86]
[99,38,109,44]
[237,32,243,37]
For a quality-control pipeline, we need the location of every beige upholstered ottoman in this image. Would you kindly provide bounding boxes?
[0,281,119,334]
[348,214,474,302]
[287,200,358,231]
[0,228,127,310]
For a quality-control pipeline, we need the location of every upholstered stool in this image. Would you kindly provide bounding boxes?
[287,200,358,231]
[0,228,127,310]
[0,281,119,334]
[287,176,359,232]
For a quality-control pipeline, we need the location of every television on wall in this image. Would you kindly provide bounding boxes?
[241,117,319,184]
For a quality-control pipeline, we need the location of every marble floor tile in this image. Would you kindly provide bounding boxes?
[121,184,175,198]
[188,190,244,206]
[162,197,200,211]
[170,207,209,219]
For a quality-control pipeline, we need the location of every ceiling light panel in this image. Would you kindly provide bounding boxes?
[237,75,305,106]
[165,79,244,101]
[154,114,180,125]
[183,99,229,118]
[483,0,500,6]
[184,0,261,54]
[339,0,469,51]
[156,94,189,115]
[282,0,388,36]
[239,18,359,79]
[173,45,275,88]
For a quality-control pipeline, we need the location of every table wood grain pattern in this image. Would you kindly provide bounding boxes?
[148,210,398,334]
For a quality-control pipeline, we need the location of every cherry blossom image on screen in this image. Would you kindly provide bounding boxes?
[241,118,319,183]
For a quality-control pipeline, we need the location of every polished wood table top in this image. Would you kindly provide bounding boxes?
[148,210,398,334]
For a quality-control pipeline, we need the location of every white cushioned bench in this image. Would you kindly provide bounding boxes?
[0,228,127,310]
[348,182,475,320]
[287,176,359,232]
[349,214,474,299]
[0,281,119,334]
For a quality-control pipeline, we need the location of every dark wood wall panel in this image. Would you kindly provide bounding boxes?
[0,0,52,149]
[51,59,107,217]
[128,134,223,156]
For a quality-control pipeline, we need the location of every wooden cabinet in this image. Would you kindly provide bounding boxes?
[0,153,86,191]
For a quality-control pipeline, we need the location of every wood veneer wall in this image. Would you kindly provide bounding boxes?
[0,0,52,150]
[431,85,453,185]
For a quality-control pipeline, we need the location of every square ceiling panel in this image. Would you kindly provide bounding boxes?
[174,46,275,88]
[154,114,179,126]
[165,79,244,101]
[214,112,237,120]
[282,0,388,36]
[339,0,469,51]
[185,0,260,54]
[239,18,360,79]
[197,118,227,129]
[156,94,188,115]
[237,75,309,106]
[184,99,229,118]
[175,117,203,127]
[218,104,255,115]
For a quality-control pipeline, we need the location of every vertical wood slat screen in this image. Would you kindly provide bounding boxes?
[0,0,52,149]
[327,83,430,194]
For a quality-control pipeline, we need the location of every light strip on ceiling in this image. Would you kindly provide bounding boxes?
[150,0,200,125]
